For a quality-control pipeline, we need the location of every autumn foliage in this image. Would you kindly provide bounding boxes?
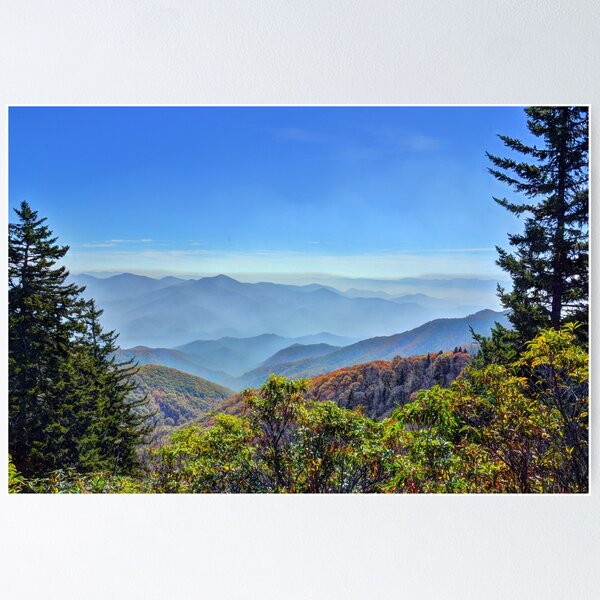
[136,325,587,494]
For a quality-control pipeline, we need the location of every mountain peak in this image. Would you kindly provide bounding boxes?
[109,272,153,281]
[209,274,238,282]
[193,274,241,286]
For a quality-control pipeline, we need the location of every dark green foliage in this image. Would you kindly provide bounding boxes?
[487,106,588,343]
[72,302,153,473]
[386,325,588,493]
[294,400,389,493]
[152,415,257,493]
[9,201,151,477]
[9,201,85,475]
[244,376,310,491]
[469,324,522,370]
[8,455,25,493]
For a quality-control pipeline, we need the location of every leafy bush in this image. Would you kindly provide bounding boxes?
[384,325,588,493]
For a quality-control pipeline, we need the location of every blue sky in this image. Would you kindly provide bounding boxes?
[9,106,529,281]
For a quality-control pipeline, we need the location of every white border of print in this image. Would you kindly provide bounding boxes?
[1,2,598,599]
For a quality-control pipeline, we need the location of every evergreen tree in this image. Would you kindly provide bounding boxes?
[9,201,150,476]
[487,106,588,342]
[75,301,153,474]
[9,201,85,474]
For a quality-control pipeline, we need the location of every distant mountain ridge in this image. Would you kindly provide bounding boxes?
[259,343,340,368]
[118,309,509,391]
[174,332,354,376]
[234,309,509,389]
[116,332,356,387]
[72,272,496,347]
[73,272,185,303]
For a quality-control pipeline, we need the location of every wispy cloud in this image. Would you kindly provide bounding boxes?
[77,238,157,249]
[367,127,444,152]
[107,238,154,244]
[275,127,337,143]
[66,246,501,281]
[273,124,443,163]
[388,247,496,254]
[338,130,443,162]
[401,133,442,151]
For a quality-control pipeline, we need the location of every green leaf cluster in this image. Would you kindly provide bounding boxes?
[151,374,390,493]
[384,324,588,493]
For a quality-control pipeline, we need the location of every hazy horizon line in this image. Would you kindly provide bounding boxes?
[72,269,508,283]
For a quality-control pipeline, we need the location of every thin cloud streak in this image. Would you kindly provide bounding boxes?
[66,247,502,280]
[275,127,339,143]
[274,124,443,162]
[107,238,154,244]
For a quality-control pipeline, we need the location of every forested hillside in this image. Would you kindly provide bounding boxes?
[115,346,234,386]
[127,365,232,438]
[147,326,589,494]
[308,351,470,419]
[116,332,355,388]
[113,311,498,391]
[202,350,471,424]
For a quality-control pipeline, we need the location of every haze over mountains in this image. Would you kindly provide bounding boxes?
[116,331,354,380]
[73,272,499,348]
[232,309,509,389]
[116,309,509,390]
[73,272,509,392]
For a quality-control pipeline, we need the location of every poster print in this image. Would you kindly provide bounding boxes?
[8,106,589,493]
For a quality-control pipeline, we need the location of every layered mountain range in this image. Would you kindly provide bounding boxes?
[74,272,509,401]
[73,272,497,348]
[152,349,473,435]
[116,308,509,391]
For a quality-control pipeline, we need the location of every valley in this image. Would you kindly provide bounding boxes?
[88,272,510,435]
[135,349,472,438]
[113,296,508,391]
[93,271,512,439]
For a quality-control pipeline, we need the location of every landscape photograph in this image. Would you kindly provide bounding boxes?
[8,105,589,494]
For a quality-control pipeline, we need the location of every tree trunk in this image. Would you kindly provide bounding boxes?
[550,108,569,328]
